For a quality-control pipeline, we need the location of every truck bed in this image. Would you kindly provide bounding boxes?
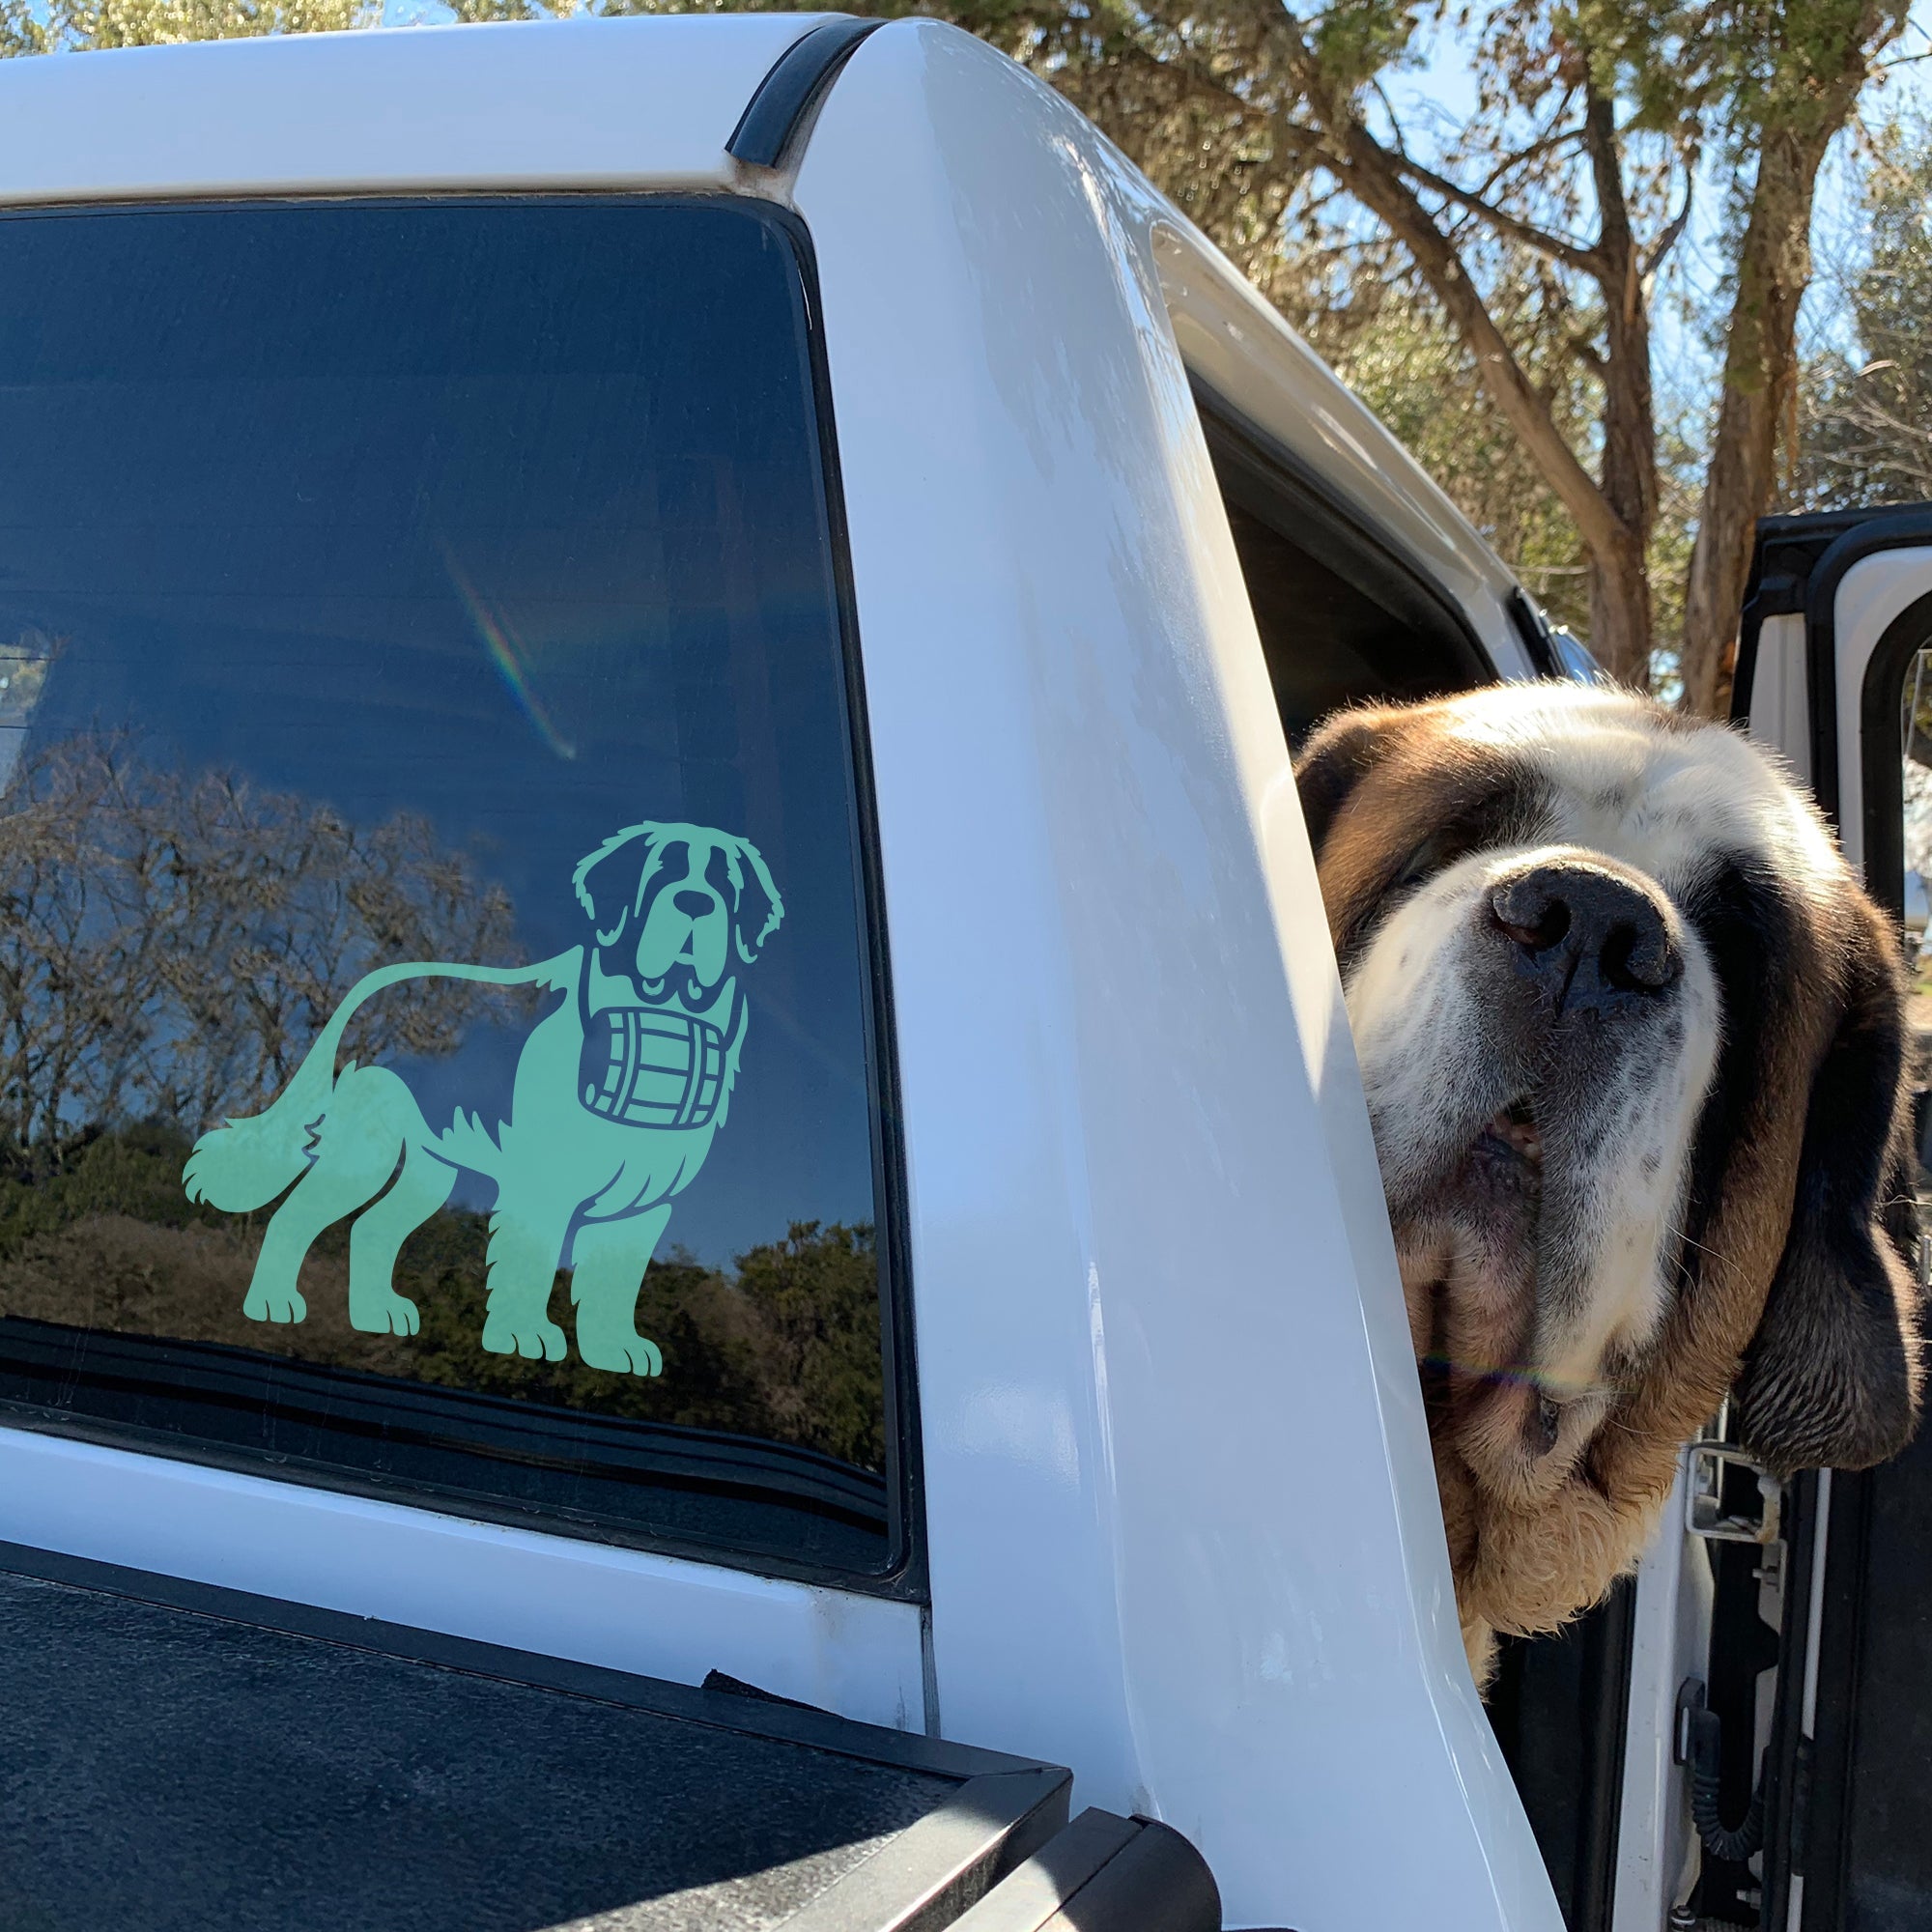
[0,1543,1217,1932]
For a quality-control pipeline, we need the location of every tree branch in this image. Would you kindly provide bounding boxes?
[1469,116,1585,205]
[1579,82,1634,310]
[1230,0,1634,579]
[1331,126,1634,571]
[1116,40,1324,171]
[1641,169,1694,281]
[1389,149,1603,277]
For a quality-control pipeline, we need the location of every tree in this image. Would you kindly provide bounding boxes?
[451,0,1899,711]
[1794,114,1932,510]
[1675,2,1911,712]
[0,730,519,1163]
[980,0,1908,710]
[3,0,1908,712]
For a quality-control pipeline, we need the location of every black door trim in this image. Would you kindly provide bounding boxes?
[727,16,883,170]
[1732,505,1932,825]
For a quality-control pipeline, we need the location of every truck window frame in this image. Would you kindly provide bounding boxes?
[0,191,928,1606]
[1187,369,1656,1923]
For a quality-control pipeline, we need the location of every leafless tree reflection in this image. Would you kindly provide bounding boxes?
[0,732,519,1165]
[0,734,886,1469]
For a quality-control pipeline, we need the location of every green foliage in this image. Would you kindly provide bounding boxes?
[736,1221,889,1471]
[0,1124,887,1470]
[0,1118,227,1240]
[1310,0,1426,95]
[0,0,372,52]
[1507,0,1908,174]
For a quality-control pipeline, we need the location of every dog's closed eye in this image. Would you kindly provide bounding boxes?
[574,828,665,946]
[1392,833,1452,894]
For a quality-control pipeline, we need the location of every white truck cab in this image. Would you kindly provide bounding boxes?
[0,17,1919,1932]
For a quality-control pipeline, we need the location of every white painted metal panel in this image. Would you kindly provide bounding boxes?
[799,21,1558,1929]
[0,1429,926,1728]
[0,15,823,203]
[1747,611,1813,788]
[1610,1453,1715,1932]
[1832,547,1932,872]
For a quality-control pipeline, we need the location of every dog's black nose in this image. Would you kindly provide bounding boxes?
[1490,861,1678,1012]
[672,891,712,918]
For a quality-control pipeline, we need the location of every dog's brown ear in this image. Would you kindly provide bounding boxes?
[729,838,783,965]
[1736,914,1925,1474]
[572,825,665,947]
[1293,704,1398,857]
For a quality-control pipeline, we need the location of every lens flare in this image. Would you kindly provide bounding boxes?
[444,548,577,761]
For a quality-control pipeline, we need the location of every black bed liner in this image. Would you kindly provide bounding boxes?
[0,1542,1218,1932]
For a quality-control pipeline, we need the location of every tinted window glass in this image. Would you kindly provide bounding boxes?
[0,198,903,1580]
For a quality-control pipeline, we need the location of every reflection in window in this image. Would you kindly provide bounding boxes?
[0,199,899,1578]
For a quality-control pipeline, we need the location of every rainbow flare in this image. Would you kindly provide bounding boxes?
[444,549,578,761]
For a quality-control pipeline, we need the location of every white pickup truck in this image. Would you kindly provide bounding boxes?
[0,16,1926,1932]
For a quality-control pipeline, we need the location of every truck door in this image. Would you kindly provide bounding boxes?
[1729,504,1932,1930]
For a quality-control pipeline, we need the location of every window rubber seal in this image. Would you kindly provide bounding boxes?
[1507,587,1562,679]
[727,16,883,171]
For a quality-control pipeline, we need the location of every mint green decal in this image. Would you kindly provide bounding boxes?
[183,823,782,1377]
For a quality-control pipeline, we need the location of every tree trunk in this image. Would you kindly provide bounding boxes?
[1583,540,1652,688]
[1680,132,1831,716]
[1583,83,1658,692]
[1680,6,1904,718]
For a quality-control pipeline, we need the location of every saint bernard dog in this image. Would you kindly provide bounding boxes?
[1295,680,1925,1684]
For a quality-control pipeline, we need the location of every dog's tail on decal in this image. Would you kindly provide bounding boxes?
[183,952,578,1212]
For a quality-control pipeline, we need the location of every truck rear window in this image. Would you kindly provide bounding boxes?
[0,197,909,1585]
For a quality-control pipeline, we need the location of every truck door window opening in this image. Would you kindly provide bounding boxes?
[1785,607,1932,1926]
[1189,391,1494,745]
[0,196,917,1592]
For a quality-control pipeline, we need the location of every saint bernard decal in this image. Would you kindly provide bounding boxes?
[184,823,782,1377]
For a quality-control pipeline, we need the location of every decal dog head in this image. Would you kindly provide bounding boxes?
[573,823,782,1011]
[1296,681,1923,1681]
